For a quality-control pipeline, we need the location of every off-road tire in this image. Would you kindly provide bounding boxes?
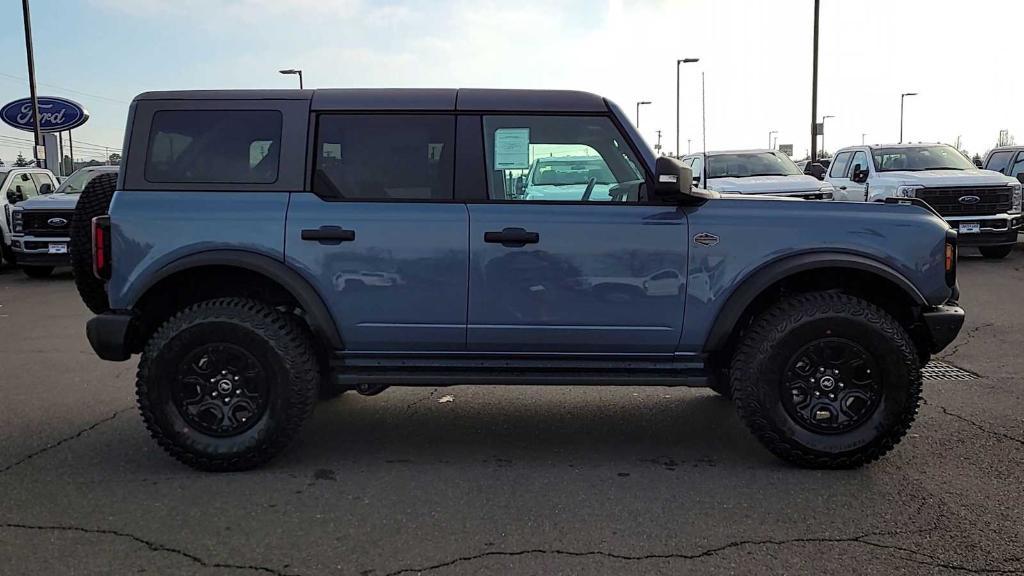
[22,266,53,278]
[979,245,1013,259]
[731,292,921,469]
[136,298,320,471]
[70,172,117,313]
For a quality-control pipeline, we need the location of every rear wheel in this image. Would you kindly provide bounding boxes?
[979,245,1013,259]
[731,292,921,469]
[70,172,117,313]
[23,266,53,278]
[136,298,320,471]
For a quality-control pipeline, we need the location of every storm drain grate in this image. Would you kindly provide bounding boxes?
[922,360,979,381]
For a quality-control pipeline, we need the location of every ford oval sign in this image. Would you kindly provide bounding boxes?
[958,195,981,205]
[1,97,89,133]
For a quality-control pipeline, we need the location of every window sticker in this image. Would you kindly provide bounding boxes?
[322,142,342,159]
[494,128,530,170]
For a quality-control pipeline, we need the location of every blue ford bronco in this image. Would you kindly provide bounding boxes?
[73,88,964,471]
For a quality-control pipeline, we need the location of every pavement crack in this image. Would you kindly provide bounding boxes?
[940,406,1024,447]
[405,388,439,411]
[0,407,132,475]
[382,528,1023,575]
[0,523,302,576]
[939,322,993,360]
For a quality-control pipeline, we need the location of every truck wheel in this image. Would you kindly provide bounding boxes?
[1,243,15,268]
[70,172,117,313]
[707,370,733,399]
[731,292,921,469]
[979,245,1013,259]
[23,266,54,278]
[136,298,320,471]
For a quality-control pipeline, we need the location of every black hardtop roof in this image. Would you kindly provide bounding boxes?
[133,88,609,113]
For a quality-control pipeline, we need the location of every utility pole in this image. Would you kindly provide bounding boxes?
[701,72,707,157]
[654,130,662,154]
[635,101,651,128]
[21,0,43,168]
[810,0,820,162]
[861,133,867,145]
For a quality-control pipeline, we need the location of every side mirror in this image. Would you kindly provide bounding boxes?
[805,162,826,180]
[1016,173,1024,185]
[655,156,715,203]
[851,164,869,184]
[39,183,53,195]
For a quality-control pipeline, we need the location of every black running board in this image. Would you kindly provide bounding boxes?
[332,369,708,388]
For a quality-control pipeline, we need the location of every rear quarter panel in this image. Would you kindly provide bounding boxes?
[107,191,290,308]
[678,198,952,352]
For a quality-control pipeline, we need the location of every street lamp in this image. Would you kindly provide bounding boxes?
[635,101,651,128]
[820,115,835,157]
[900,92,918,144]
[862,133,868,145]
[676,58,699,158]
[279,68,304,89]
[768,130,778,149]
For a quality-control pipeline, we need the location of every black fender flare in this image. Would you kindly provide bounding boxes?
[136,250,343,349]
[703,252,927,354]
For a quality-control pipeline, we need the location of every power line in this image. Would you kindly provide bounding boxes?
[0,72,130,105]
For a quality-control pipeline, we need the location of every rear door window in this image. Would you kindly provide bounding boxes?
[313,115,455,200]
[145,110,282,184]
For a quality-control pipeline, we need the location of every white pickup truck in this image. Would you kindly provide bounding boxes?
[827,143,1022,259]
[680,149,835,200]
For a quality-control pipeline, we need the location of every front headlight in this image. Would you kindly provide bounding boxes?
[11,210,22,234]
[1009,182,1022,213]
[896,185,922,198]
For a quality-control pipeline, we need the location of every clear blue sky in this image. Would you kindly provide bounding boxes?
[1,0,1021,164]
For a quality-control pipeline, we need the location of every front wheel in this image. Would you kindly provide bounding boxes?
[136,298,320,471]
[979,245,1013,259]
[731,292,921,469]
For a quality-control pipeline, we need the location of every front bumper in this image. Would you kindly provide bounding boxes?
[86,312,135,362]
[11,236,71,266]
[922,303,966,353]
[943,214,1022,247]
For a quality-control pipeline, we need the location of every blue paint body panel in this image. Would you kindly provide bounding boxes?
[107,191,291,309]
[467,204,688,353]
[284,194,469,351]
[678,197,953,352]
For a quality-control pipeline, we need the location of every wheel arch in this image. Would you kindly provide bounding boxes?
[703,252,928,364]
[131,250,342,350]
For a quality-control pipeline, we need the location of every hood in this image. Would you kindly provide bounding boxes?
[16,193,80,211]
[706,174,826,194]
[877,168,1017,187]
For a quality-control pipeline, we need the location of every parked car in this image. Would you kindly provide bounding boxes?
[981,146,1024,183]
[681,150,834,199]
[517,155,617,201]
[10,165,119,277]
[77,88,962,472]
[796,158,830,180]
[0,166,58,267]
[826,143,1022,259]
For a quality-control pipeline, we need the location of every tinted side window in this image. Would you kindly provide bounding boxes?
[31,173,54,193]
[829,152,852,177]
[313,115,455,200]
[986,151,1014,175]
[1011,152,1024,179]
[482,115,646,202]
[848,151,869,177]
[145,110,282,184]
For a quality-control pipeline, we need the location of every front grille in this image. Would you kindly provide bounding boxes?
[21,210,73,238]
[916,186,1012,217]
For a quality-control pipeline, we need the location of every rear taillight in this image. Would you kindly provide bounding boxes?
[92,215,111,280]
[944,228,957,287]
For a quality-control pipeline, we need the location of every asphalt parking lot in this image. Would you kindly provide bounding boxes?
[1,247,1022,576]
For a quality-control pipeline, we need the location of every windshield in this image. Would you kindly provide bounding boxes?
[706,152,802,178]
[530,157,615,186]
[55,169,103,194]
[872,145,976,172]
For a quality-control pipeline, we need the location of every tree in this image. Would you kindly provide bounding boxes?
[108,153,121,165]
[13,152,31,167]
[997,130,1016,147]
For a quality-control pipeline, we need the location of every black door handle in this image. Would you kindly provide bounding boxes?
[484,227,540,248]
[838,185,847,190]
[301,226,355,245]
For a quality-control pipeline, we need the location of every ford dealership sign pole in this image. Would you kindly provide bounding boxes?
[20,0,43,166]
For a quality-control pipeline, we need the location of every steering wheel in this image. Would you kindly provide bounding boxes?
[580,177,597,201]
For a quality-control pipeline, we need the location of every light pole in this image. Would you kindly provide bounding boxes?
[810,0,820,162]
[862,133,867,145]
[20,0,42,168]
[635,101,651,128]
[676,58,699,159]
[768,130,778,149]
[900,92,917,144]
[279,68,304,89]
[820,115,834,157]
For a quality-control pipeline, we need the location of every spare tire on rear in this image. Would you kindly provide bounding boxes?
[70,172,117,314]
